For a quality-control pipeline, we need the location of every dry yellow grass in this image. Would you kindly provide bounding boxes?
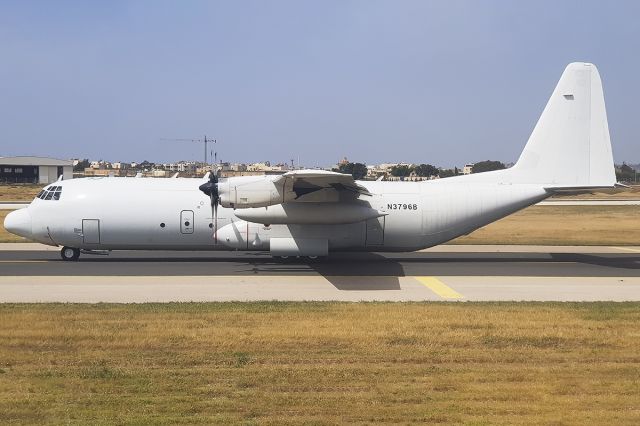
[0,303,638,424]
[453,205,640,245]
[0,184,42,202]
[550,185,640,199]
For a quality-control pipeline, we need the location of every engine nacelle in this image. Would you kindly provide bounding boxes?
[234,202,385,225]
[218,175,295,209]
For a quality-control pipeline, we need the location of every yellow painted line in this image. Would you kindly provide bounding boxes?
[611,247,640,253]
[415,276,463,299]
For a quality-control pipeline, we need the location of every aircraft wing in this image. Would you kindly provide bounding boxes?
[274,170,373,200]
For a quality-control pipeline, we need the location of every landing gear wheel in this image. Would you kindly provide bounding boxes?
[305,255,328,263]
[60,246,80,261]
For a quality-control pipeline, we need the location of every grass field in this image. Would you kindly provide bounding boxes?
[0,184,41,202]
[549,185,640,199]
[0,303,638,424]
[2,205,638,245]
[452,205,640,245]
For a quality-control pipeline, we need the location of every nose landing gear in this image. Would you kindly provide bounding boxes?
[60,246,80,261]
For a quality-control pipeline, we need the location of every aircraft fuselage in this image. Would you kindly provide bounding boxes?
[9,175,549,255]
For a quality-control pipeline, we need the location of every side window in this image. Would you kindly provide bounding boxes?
[44,191,54,200]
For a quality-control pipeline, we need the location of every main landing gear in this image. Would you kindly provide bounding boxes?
[60,246,80,261]
[274,255,326,263]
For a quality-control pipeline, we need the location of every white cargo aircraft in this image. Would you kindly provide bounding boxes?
[5,63,617,260]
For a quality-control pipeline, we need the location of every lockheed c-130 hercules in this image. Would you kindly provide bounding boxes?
[5,63,618,260]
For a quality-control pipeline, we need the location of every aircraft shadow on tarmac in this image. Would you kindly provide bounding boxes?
[235,253,405,291]
[549,253,640,270]
[67,252,408,291]
[50,250,640,291]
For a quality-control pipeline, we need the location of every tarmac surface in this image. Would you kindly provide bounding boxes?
[1,244,639,303]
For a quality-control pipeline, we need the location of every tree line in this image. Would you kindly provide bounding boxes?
[616,163,639,183]
[334,160,506,180]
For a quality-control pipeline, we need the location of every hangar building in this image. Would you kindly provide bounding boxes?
[0,156,74,184]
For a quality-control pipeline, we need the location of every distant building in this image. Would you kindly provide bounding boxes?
[366,165,386,180]
[247,162,277,172]
[83,168,125,177]
[0,156,73,184]
[90,160,110,169]
[112,162,130,170]
[462,163,474,175]
[164,161,197,174]
[230,163,247,172]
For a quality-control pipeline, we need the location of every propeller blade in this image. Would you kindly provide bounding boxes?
[212,202,217,244]
[199,171,220,243]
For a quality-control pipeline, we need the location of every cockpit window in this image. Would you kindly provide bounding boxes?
[37,186,63,201]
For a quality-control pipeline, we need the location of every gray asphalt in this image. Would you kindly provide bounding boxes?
[0,249,639,277]
[1,249,639,302]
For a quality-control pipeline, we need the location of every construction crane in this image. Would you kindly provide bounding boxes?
[161,135,218,165]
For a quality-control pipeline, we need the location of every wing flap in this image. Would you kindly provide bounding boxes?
[277,170,373,199]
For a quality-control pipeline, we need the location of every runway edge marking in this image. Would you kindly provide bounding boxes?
[415,277,463,299]
[611,246,640,253]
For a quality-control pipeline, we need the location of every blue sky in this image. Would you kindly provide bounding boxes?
[1,0,638,167]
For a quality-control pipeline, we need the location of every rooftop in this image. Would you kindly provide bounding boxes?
[0,156,73,166]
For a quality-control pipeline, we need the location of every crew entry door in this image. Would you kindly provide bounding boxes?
[180,210,194,234]
[82,219,100,244]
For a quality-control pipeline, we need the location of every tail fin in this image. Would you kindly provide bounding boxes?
[510,62,616,187]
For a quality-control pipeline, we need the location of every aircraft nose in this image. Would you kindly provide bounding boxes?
[4,208,32,239]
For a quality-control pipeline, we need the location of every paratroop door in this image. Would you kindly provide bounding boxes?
[82,219,100,244]
[365,217,385,246]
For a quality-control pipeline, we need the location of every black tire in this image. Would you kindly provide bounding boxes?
[60,246,80,261]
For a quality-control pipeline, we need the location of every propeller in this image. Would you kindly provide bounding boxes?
[199,170,220,243]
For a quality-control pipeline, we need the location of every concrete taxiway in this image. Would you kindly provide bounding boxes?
[0,244,639,303]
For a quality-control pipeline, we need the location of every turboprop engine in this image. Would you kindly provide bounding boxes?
[216,175,295,209]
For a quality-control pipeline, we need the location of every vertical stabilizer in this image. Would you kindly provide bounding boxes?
[510,63,615,187]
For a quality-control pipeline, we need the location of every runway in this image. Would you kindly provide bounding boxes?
[0,245,639,302]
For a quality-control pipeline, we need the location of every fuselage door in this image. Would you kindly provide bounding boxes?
[365,216,385,246]
[180,210,194,234]
[82,219,100,244]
